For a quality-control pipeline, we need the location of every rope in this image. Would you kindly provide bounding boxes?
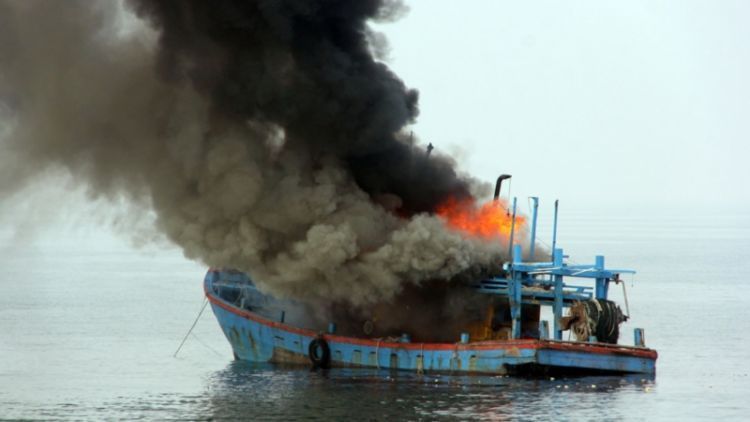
[620,278,631,318]
[174,298,209,358]
[190,331,224,358]
[566,299,625,344]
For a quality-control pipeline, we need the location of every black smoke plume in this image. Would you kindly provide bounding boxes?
[129,0,471,213]
[0,0,502,308]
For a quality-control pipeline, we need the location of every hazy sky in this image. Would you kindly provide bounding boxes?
[374,0,749,212]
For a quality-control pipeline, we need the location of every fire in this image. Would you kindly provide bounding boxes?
[435,197,525,239]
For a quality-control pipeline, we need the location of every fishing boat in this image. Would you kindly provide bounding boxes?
[204,177,657,376]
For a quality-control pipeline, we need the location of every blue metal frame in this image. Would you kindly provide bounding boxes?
[475,198,636,341]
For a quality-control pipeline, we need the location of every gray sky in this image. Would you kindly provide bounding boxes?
[374,0,749,212]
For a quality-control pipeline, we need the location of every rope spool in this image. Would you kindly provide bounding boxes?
[561,299,628,344]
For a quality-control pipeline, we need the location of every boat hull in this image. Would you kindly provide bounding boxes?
[205,271,657,375]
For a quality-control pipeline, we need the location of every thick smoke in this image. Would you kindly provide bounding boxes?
[0,1,503,307]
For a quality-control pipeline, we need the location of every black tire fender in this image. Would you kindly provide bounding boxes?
[308,336,331,369]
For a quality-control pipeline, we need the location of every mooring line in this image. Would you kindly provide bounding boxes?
[174,297,209,358]
[621,278,631,318]
[190,331,224,358]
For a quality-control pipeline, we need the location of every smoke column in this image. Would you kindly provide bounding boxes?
[0,1,504,306]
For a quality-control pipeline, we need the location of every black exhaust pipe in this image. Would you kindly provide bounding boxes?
[493,174,512,201]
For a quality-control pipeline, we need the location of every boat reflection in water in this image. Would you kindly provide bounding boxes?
[201,361,656,420]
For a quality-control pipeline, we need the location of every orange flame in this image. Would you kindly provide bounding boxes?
[435,197,525,240]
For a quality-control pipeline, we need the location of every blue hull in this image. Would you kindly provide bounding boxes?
[205,270,657,375]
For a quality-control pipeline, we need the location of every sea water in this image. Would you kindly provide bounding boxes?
[1,207,748,420]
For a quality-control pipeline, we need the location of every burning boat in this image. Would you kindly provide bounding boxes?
[204,176,657,376]
[1,1,655,376]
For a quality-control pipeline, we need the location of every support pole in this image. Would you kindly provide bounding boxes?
[553,248,564,340]
[511,244,523,339]
[551,200,559,262]
[634,328,646,347]
[595,255,608,299]
[508,197,518,259]
[529,197,539,260]
[539,320,550,340]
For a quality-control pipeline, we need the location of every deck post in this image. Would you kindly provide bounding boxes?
[539,320,550,339]
[634,328,645,347]
[553,248,564,340]
[511,244,523,339]
[595,255,608,299]
[529,197,539,260]
[507,197,518,259]
[551,200,559,261]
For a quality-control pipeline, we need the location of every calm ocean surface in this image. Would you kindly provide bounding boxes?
[1,208,748,420]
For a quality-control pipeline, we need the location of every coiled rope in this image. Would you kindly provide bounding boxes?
[562,299,626,344]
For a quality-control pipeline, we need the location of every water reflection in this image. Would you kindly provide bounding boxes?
[201,361,655,420]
